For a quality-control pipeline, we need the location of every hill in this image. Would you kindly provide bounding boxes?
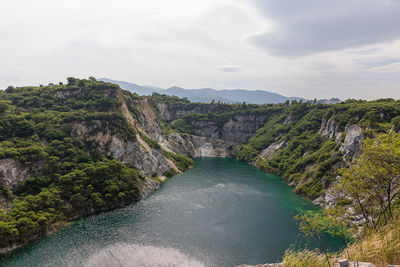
[99,78,310,104]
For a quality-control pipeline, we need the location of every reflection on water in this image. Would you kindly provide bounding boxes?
[84,243,205,267]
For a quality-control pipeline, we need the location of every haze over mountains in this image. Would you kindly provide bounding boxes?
[100,78,340,105]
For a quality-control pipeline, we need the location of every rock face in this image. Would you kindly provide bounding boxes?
[336,259,375,267]
[339,124,364,158]
[133,100,239,157]
[0,159,29,189]
[222,115,269,143]
[158,103,223,121]
[320,118,339,139]
[0,159,42,190]
[158,102,270,145]
[70,121,172,177]
[261,141,288,159]
[185,114,269,144]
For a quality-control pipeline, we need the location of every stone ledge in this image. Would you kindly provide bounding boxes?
[238,264,283,267]
[337,259,374,267]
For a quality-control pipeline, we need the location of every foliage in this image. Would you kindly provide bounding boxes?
[295,211,333,267]
[163,150,194,172]
[0,78,146,249]
[236,145,259,162]
[283,248,335,267]
[171,119,193,134]
[345,214,400,267]
[335,132,400,229]
[163,168,178,178]
[139,131,161,149]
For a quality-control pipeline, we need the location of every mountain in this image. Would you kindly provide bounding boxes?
[99,78,155,96]
[99,78,308,104]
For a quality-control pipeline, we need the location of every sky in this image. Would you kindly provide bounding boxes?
[1,0,400,100]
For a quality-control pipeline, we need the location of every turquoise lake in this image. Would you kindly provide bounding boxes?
[1,158,342,267]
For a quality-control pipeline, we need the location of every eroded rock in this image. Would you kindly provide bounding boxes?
[339,124,364,158]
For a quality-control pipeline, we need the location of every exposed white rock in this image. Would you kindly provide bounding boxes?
[320,118,339,139]
[71,121,172,177]
[0,159,37,189]
[261,141,288,159]
[339,124,364,158]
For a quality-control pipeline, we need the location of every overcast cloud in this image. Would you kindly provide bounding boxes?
[0,0,399,100]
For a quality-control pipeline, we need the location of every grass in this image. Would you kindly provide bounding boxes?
[283,216,400,267]
[345,219,400,267]
[283,249,335,267]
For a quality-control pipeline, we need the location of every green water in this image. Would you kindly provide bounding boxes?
[2,158,342,267]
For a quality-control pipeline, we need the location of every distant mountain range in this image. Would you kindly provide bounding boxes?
[99,78,340,105]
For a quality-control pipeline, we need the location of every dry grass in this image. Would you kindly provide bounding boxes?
[282,249,336,267]
[282,218,400,267]
[345,219,400,267]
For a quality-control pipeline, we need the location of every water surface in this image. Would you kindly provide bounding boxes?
[2,158,341,267]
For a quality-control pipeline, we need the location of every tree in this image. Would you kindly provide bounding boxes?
[295,211,332,267]
[0,101,8,113]
[5,86,15,93]
[67,77,77,85]
[335,132,400,229]
[323,207,352,259]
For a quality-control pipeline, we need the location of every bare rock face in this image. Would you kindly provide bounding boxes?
[160,133,234,158]
[222,115,269,143]
[320,118,339,139]
[137,176,160,199]
[339,124,364,158]
[0,159,31,189]
[0,159,42,190]
[183,114,268,144]
[190,136,234,157]
[157,103,221,121]
[109,137,171,177]
[261,141,288,159]
[71,121,172,177]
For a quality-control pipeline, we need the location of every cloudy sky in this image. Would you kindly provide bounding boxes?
[1,0,400,100]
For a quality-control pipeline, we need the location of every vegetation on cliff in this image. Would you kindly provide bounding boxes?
[285,132,400,267]
[159,96,400,200]
[0,78,169,252]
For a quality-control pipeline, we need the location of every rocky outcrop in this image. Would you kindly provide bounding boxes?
[137,176,160,199]
[159,133,233,157]
[221,115,269,143]
[336,259,375,267]
[238,263,283,267]
[158,102,269,144]
[0,159,30,189]
[158,103,225,121]
[133,99,237,157]
[0,159,43,190]
[182,114,269,144]
[109,137,172,177]
[261,141,288,159]
[70,121,172,177]
[320,118,339,139]
[339,124,364,158]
